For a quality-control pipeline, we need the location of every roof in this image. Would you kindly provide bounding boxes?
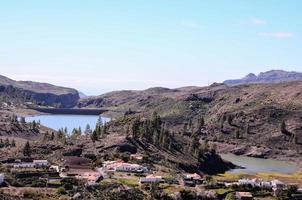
[236,192,253,197]
[33,160,48,163]
[184,173,202,180]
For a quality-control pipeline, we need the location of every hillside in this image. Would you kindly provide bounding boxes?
[78,81,302,161]
[0,75,80,108]
[224,70,302,86]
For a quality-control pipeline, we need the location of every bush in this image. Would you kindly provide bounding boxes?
[57,187,67,195]
[23,189,39,199]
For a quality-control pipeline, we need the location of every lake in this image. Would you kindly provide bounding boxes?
[221,153,299,174]
[26,114,110,133]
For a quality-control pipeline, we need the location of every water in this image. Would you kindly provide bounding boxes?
[26,114,110,133]
[221,153,299,174]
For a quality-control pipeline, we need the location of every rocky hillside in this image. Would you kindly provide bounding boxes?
[224,70,302,86]
[0,75,79,108]
[78,82,302,161]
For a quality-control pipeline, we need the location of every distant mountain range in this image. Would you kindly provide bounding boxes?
[223,70,302,86]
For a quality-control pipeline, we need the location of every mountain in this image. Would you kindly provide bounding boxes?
[0,75,80,108]
[78,81,302,161]
[223,70,302,86]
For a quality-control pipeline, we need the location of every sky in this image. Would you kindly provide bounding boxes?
[0,0,302,95]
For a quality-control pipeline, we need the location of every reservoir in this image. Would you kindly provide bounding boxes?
[221,153,299,174]
[26,114,110,133]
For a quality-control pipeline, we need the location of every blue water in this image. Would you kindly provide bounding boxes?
[26,114,110,133]
[221,153,299,174]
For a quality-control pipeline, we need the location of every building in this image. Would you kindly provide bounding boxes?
[0,174,4,185]
[182,173,203,187]
[130,154,143,161]
[104,162,148,173]
[139,175,162,184]
[271,179,285,189]
[33,160,49,167]
[236,192,253,200]
[13,162,35,168]
[76,172,102,185]
[49,165,60,173]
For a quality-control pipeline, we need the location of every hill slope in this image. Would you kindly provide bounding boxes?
[78,82,302,161]
[224,70,302,86]
[0,75,80,108]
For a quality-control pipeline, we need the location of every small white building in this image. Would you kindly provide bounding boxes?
[13,162,35,168]
[271,179,285,189]
[103,161,148,173]
[139,175,162,184]
[50,165,60,173]
[33,160,49,167]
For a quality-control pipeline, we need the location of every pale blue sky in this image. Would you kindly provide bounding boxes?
[1,0,301,95]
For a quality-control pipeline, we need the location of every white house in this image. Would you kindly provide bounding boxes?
[13,162,35,168]
[271,180,285,189]
[33,160,49,167]
[50,165,60,173]
[139,175,162,184]
[104,162,148,173]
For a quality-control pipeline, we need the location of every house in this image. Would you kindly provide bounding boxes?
[238,178,260,187]
[50,165,60,173]
[139,175,162,184]
[13,162,35,169]
[271,179,285,189]
[130,154,143,161]
[182,173,203,187]
[104,162,148,173]
[236,192,253,200]
[76,172,102,185]
[0,174,4,185]
[33,160,49,167]
[271,180,285,196]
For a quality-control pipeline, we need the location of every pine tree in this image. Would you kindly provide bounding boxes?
[245,123,250,135]
[50,132,55,140]
[91,130,98,143]
[235,129,240,139]
[23,141,31,157]
[11,139,16,147]
[4,138,10,147]
[84,124,92,135]
[32,120,37,130]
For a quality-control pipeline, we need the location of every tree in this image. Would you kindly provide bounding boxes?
[31,120,37,130]
[225,193,236,200]
[4,138,10,147]
[91,130,98,143]
[245,123,250,135]
[11,139,16,147]
[293,133,298,144]
[23,141,31,157]
[235,129,240,139]
[84,124,92,135]
[50,132,55,140]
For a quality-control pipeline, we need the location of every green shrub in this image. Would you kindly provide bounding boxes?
[57,187,67,195]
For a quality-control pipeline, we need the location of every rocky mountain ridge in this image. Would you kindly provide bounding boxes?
[224,70,302,86]
[0,74,80,108]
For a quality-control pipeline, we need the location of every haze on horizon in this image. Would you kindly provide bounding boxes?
[0,0,301,95]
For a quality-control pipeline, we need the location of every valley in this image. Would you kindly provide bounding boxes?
[0,71,301,199]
